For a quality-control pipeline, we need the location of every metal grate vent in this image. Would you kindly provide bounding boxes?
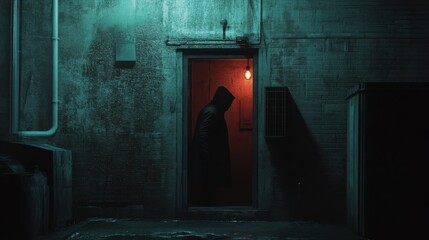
[265,87,287,138]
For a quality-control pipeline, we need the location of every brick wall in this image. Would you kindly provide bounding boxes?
[262,0,429,221]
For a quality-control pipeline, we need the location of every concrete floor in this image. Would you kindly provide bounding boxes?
[37,218,364,240]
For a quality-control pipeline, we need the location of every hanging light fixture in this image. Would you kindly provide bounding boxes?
[245,58,252,80]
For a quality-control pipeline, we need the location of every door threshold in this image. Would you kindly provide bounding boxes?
[186,207,269,221]
[189,206,255,211]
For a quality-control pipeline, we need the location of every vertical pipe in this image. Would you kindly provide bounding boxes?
[51,0,59,133]
[259,0,262,44]
[10,0,19,135]
[18,0,58,137]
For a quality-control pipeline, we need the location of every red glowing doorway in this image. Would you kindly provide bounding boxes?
[188,58,253,206]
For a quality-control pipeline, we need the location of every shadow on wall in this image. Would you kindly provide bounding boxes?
[266,89,335,222]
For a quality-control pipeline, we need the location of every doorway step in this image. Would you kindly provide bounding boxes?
[185,207,269,221]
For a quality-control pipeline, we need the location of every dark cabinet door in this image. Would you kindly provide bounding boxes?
[347,83,429,239]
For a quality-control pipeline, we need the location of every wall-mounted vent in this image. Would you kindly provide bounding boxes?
[265,87,287,138]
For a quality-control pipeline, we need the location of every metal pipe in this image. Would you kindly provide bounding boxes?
[255,0,262,45]
[10,0,20,136]
[16,0,59,137]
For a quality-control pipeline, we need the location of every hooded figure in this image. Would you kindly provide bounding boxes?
[189,86,235,205]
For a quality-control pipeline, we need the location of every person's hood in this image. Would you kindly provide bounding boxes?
[211,86,235,112]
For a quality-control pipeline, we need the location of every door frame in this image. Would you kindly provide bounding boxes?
[176,48,259,214]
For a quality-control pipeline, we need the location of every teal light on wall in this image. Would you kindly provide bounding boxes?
[113,0,137,68]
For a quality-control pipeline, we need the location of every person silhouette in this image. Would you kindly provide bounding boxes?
[189,86,235,206]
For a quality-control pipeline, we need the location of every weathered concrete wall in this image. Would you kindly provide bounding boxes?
[54,0,174,216]
[0,0,11,138]
[3,0,429,222]
[163,0,260,41]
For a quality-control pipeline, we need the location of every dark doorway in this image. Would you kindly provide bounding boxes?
[188,58,253,207]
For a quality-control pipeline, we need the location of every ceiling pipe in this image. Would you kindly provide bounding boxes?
[12,0,59,138]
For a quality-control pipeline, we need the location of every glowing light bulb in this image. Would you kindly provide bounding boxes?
[245,65,252,80]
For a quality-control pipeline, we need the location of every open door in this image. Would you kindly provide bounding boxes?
[188,58,253,207]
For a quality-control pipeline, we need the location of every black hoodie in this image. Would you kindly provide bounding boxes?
[190,86,235,190]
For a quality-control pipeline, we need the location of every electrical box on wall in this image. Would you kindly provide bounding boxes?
[115,43,136,68]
